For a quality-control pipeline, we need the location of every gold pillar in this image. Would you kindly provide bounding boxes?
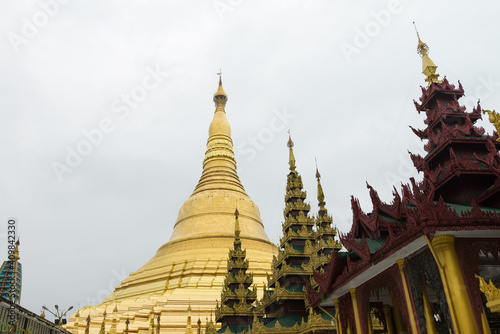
[396,259,419,333]
[334,299,343,334]
[422,283,437,334]
[431,235,480,334]
[481,309,491,334]
[350,288,362,334]
[382,305,395,334]
[367,309,374,334]
[346,317,353,334]
[392,296,407,334]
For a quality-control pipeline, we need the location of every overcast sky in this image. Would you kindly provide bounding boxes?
[1,0,499,321]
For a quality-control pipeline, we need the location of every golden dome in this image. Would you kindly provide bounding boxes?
[67,78,278,334]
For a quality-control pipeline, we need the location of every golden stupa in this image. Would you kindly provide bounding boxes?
[67,77,278,333]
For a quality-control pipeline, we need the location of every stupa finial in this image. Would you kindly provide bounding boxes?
[214,70,227,105]
[234,208,241,247]
[287,130,296,171]
[315,159,325,210]
[413,22,441,87]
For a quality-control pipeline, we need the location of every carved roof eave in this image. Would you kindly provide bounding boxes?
[411,135,494,173]
[311,217,500,308]
[413,77,464,111]
[476,180,500,206]
[417,99,480,134]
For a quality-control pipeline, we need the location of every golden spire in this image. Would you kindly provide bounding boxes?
[190,73,245,196]
[12,239,20,262]
[414,22,441,87]
[110,305,118,334]
[84,315,90,334]
[234,208,241,246]
[99,311,106,334]
[149,314,154,334]
[41,309,46,318]
[185,303,193,334]
[73,309,80,334]
[315,159,325,210]
[287,130,296,172]
[209,71,230,137]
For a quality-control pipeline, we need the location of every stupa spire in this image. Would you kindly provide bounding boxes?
[72,310,80,334]
[315,159,325,210]
[414,22,441,87]
[191,73,246,196]
[185,303,193,334]
[287,131,296,172]
[84,315,90,334]
[215,208,260,329]
[99,310,106,334]
[234,208,241,247]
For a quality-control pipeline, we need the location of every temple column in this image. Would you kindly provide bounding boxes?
[334,299,343,334]
[350,288,362,334]
[396,259,418,333]
[422,283,437,334]
[391,296,407,334]
[367,309,374,334]
[382,305,395,334]
[346,318,353,334]
[431,235,479,334]
[481,308,491,334]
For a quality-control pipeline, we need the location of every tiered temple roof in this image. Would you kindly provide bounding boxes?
[254,136,336,333]
[215,209,261,333]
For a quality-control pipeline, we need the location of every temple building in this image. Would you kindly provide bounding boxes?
[0,239,21,304]
[66,78,278,333]
[306,33,500,333]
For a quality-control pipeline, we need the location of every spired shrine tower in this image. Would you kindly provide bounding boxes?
[66,78,278,333]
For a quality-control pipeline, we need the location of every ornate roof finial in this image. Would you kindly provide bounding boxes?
[234,208,241,247]
[12,239,20,262]
[287,130,296,171]
[413,22,441,87]
[186,302,193,334]
[315,159,325,210]
[85,315,90,334]
[213,70,228,106]
[99,310,107,334]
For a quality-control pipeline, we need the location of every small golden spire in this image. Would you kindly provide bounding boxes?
[213,70,228,105]
[185,302,193,334]
[12,239,20,262]
[125,318,130,334]
[315,159,325,210]
[234,208,241,247]
[287,130,296,171]
[413,22,441,87]
[85,315,90,334]
[99,311,107,334]
[41,309,46,318]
